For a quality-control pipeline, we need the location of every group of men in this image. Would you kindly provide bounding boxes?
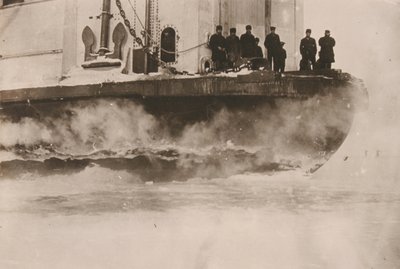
[209,25,286,72]
[209,25,335,72]
[299,29,336,70]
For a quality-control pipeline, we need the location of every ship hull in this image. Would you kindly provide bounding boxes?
[0,70,368,180]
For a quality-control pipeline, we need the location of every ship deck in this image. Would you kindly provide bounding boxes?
[0,70,362,105]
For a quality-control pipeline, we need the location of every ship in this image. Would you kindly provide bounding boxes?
[0,0,368,180]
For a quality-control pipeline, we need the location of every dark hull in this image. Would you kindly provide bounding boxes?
[0,70,368,180]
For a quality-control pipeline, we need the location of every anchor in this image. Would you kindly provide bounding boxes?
[81,0,127,68]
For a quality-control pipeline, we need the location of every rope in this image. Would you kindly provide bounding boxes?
[127,0,145,30]
[125,0,207,55]
[116,0,167,67]
[160,42,208,54]
[126,0,158,47]
[115,0,211,73]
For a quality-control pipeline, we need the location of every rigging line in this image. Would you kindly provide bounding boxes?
[127,0,145,29]
[120,0,208,71]
[125,0,208,54]
[160,42,208,54]
[126,0,159,46]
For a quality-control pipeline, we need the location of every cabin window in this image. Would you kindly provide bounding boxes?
[160,27,176,63]
[3,0,24,6]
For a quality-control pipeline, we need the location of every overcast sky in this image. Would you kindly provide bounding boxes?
[304,0,400,80]
[304,0,400,176]
[304,0,400,128]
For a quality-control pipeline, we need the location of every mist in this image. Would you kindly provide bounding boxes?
[303,0,400,183]
[0,92,355,180]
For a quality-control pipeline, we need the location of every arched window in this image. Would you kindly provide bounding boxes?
[160,27,176,63]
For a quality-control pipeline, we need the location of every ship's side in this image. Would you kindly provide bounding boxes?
[0,0,304,89]
[0,0,65,90]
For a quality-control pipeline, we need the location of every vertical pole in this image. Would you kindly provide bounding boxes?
[265,0,271,37]
[99,0,111,55]
[62,0,78,76]
[218,0,222,25]
[294,0,297,69]
[144,0,151,74]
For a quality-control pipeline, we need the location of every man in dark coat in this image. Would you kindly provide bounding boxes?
[225,28,241,68]
[299,29,317,70]
[240,25,256,58]
[318,30,336,69]
[264,26,281,71]
[277,41,287,73]
[254,38,263,58]
[209,25,227,71]
[248,37,268,70]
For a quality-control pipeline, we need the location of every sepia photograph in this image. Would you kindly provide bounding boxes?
[0,0,399,268]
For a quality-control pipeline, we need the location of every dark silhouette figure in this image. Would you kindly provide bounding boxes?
[240,25,256,58]
[225,28,241,68]
[264,26,281,71]
[254,38,263,58]
[248,37,268,70]
[277,41,287,73]
[299,29,317,70]
[209,25,227,71]
[318,30,336,69]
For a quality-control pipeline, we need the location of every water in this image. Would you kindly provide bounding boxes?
[0,91,397,269]
[1,166,399,268]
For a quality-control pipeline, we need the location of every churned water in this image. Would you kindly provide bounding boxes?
[0,98,399,268]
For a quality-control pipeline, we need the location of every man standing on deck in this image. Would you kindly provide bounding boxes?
[240,25,256,58]
[209,25,227,71]
[318,30,336,69]
[264,26,281,71]
[254,38,264,58]
[225,28,241,68]
[277,41,287,73]
[299,29,317,70]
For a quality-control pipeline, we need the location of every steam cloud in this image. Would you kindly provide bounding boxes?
[0,93,354,180]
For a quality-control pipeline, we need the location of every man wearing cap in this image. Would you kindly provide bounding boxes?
[299,29,317,70]
[318,30,336,69]
[209,25,227,71]
[225,28,241,68]
[264,26,281,71]
[240,25,256,58]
